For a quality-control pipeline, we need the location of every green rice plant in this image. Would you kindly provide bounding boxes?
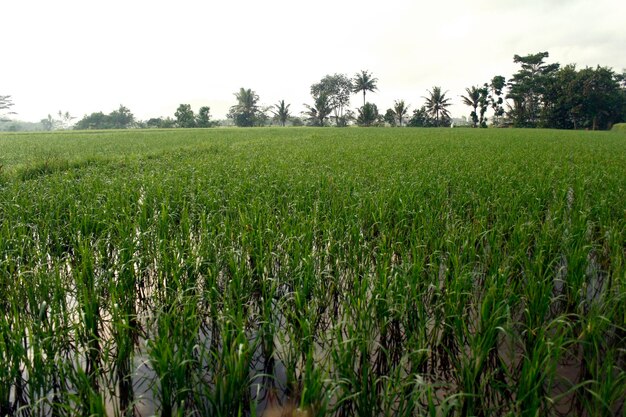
[450,279,511,416]
[330,275,380,417]
[573,292,626,416]
[200,306,253,417]
[66,360,107,417]
[0,304,27,415]
[146,290,202,417]
[109,274,139,416]
[22,267,74,416]
[579,351,626,417]
[0,127,624,416]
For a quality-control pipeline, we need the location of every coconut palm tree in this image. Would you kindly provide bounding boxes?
[272,100,291,127]
[234,88,259,110]
[393,100,409,127]
[353,70,378,107]
[461,86,481,127]
[229,88,260,127]
[423,86,452,127]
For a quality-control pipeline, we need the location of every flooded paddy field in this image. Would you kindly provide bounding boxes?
[0,128,624,416]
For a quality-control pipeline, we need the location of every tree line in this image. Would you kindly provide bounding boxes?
[183,54,625,130]
[2,52,624,131]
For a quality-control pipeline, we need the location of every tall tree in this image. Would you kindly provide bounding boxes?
[311,74,352,126]
[353,70,378,107]
[175,104,196,128]
[507,52,560,127]
[423,86,452,127]
[272,100,291,127]
[228,88,262,127]
[461,87,481,127]
[393,100,409,127]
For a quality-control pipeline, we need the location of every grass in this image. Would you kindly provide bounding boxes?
[0,127,625,416]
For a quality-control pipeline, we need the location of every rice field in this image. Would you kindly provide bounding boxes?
[0,127,625,417]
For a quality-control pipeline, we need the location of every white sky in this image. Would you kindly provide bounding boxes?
[2,0,625,123]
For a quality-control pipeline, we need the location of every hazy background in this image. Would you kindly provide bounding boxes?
[2,0,625,122]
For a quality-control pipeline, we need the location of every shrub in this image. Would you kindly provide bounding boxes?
[611,123,626,132]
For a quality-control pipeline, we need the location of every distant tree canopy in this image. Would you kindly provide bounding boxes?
[75,105,135,130]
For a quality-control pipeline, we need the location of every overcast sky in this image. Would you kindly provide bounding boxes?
[2,0,625,123]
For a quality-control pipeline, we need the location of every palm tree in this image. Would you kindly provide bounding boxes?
[229,88,260,126]
[393,100,409,127]
[353,70,378,107]
[234,88,259,112]
[423,86,452,127]
[272,100,291,127]
[302,94,333,126]
[461,86,481,127]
